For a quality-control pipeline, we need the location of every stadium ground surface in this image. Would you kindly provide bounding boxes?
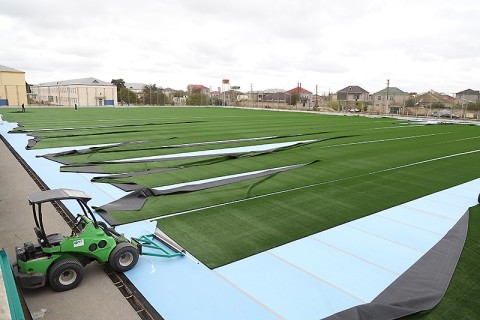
[1,106,479,319]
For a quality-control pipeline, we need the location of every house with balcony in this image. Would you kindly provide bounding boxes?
[334,85,369,110]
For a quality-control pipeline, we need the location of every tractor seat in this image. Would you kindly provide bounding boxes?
[34,227,64,247]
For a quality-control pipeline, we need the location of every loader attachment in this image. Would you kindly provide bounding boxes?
[132,234,184,258]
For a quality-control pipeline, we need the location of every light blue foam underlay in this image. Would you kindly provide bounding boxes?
[216,252,363,320]
[1,119,479,320]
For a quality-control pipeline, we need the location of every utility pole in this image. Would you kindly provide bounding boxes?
[385,79,390,115]
[297,82,300,109]
[250,83,253,108]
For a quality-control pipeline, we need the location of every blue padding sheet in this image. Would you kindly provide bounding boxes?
[126,252,278,320]
[377,206,455,235]
[347,215,442,252]
[311,227,423,274]
[217,253,362,320]
[270,237,398,302]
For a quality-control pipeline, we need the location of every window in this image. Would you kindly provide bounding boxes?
[377,95,381,100]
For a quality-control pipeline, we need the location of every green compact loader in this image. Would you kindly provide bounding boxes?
[12,188,156,292]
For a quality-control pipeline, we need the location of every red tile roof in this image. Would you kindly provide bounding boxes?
[286,87,312,94]
[188,84,209,90]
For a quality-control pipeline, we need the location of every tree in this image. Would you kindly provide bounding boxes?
[142,84,168,105]
[111,79,127,103]
[405,98,415,108]
[466,101,480,119]
[211,96,222,106]
[187,93,210,106]
[111,79,126,90]
[288,92,301,106]
[118,87,137,105]
[173,90,186,98]
[327,100,341,111]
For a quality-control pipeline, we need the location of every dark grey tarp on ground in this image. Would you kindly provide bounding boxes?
[324,209,470,320]
[95,162,314,226]
[26,136,42,149]
[15,120,206,149]
[62,165,109,174]
[39,132,328,165]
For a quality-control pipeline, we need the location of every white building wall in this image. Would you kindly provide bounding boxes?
[32,85,117,106]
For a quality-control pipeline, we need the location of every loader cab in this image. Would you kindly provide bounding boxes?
[28,189,96,248]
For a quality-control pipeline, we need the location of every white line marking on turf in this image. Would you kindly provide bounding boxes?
[150,149,480,221]
[317,132,451,149]
[112,140,317,162]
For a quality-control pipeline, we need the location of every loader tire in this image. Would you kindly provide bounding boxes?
[48,259,84,292]
[109,242,139,272]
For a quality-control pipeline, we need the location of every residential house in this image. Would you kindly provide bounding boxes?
[163,87,176,97]
[286,87,313,106]
[187,84,210,95]
[372,87,410,114]
[31,77,117,106]
[259,89,287,103]
[413,90,454,108]
[263,92,289,103]
[120,82,145,105]
[334,86,369,109]
[456,89,479,102]
[407,90,455,116]
[0,64,27,106]
[125,82,145,94]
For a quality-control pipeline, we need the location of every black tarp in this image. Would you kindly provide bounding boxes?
[95,162,314,225]
[324,209,471,320]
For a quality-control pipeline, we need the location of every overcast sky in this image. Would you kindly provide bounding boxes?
[1,0,479,94]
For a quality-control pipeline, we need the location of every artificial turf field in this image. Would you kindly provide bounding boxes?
[2,107,480,318]
[3,107,479,270]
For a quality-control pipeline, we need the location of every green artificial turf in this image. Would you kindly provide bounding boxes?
[156,153,479,268]
[404,205,480,319]
[2,107,480,270]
